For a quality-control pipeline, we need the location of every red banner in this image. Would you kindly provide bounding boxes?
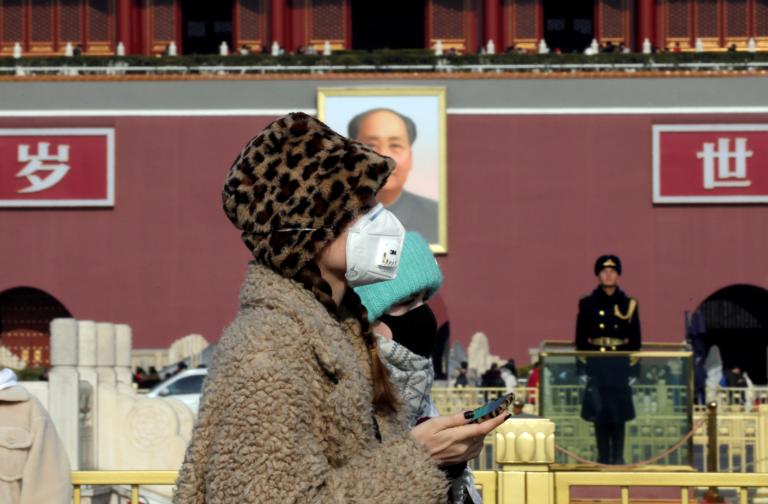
[0,128,114,207]
[653,124,768,203]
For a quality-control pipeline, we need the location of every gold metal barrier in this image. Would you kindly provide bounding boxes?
[490,416,768,503]
[69,471,508,503]
[433,386,768,472]
[71,459,768,503]
[71,470,178,504]
[691,387,768,473]
[69,400,768,502]
[71,470,501,503]
[473,470,498,504]
[553,471,768,504]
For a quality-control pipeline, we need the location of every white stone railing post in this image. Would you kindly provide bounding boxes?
[77,320,98,469]
[115,324,133,394]
[494,417,556,504]
[49,318,80,470]
[95,322,117,387]
[94,322,116,470]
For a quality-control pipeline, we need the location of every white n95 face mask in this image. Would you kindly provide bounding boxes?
[345,203,406,288]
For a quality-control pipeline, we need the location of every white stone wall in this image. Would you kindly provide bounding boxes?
[48,318,80,469]
[17,318,194,476]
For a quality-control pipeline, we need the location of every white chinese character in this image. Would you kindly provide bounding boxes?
[696,137,753,190]
[16,142,71,193]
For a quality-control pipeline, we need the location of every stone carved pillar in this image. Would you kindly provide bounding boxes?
[114,324,133,395]
[97,383,193,473]
[95,322,117,387]
[494,417,556,504]
[94,322,116,469]
[77,320,98,469]
[48,318,80,469]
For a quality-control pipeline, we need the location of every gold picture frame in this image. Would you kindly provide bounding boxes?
[317,87,448,254]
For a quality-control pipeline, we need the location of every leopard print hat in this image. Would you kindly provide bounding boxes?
[222,112,395,276]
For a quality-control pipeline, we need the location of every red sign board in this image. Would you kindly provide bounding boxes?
[653,124,768,204]
[0,128,114,207]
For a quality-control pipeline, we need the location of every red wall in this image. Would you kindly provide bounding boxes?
[0,116,266,349]
[441,113,768,360]
[1,113,767,361]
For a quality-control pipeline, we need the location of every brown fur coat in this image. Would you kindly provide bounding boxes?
[174,264,448,503]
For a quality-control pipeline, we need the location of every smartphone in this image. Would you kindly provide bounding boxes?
[466,392,515,423]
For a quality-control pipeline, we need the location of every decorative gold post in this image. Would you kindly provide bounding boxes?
[755,404,768,504]
[494,417,556,504]
[703,402,724,503]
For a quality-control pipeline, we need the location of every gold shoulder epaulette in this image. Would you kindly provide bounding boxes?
[614,298,637,322]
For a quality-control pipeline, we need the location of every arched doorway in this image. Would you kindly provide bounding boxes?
[351,0,425,50]
[694,284,768,385]
[0,286,72,367]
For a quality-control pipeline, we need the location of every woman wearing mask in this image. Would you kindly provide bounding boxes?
[356,231,483,504]
[174,113,506,503]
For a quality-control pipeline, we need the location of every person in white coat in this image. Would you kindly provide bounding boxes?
[0,368,72,504]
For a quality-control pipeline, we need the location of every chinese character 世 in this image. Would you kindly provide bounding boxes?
[697,138,753,190]
[16,142,71,193]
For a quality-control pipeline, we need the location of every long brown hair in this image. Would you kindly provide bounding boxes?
[293,261,399,414]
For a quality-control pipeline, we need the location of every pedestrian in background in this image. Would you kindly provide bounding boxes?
[575,254,641,465]
[356,231,483,503]
[0,368,72,504]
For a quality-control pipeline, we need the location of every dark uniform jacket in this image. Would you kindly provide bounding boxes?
[575,287,641,424]
[388,190,439,244]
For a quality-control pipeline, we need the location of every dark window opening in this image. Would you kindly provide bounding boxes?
[543,0,594,53]
[351,0,425,50]
[182,0,233,54]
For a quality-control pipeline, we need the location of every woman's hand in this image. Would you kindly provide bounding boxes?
[410,411,509,465]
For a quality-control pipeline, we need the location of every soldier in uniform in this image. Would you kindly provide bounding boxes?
[575,254,641,464]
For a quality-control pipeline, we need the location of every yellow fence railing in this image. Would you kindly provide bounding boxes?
[553,471,768,504]
[70,388,768,502]
[473,470,498,504]
[71,471,178,504]
[71,469,768,503]
[434,386,768,472]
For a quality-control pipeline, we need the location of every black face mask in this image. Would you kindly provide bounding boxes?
[379,304,438,359]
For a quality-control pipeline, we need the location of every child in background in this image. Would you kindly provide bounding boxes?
[356,231,484,504]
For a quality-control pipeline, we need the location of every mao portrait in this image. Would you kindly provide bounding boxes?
[317,87,447,252]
